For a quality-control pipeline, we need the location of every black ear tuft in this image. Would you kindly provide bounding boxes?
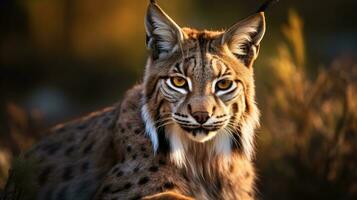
[257,0,279,13]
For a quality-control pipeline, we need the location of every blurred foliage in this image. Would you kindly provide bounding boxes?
[0,103,44,188]
[256,10,357,200]
[1,158,39,200]
[0,0,356,199]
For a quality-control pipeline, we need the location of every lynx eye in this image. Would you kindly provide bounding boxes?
[171,77,187,88]
[216,79,233,90]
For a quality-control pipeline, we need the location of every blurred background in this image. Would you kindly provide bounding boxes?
[0,0,356,199]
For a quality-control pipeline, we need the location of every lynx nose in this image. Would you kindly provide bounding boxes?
[192,111,210,124]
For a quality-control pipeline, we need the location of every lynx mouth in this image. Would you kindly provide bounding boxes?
[182,126,221,135]
[183,128,209,136]
[179,126,219,143]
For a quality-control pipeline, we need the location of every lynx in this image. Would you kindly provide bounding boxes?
[4,1,268,199]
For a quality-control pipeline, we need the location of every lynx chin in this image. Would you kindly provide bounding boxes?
[5,1,267,200]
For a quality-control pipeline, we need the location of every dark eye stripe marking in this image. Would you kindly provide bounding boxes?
[174,63,184,75]
[222,89,240,102]
[160,85,179,103]
[222,70,232,77]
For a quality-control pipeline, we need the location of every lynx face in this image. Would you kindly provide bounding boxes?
[142,2,264,166]
[156,43,248,144]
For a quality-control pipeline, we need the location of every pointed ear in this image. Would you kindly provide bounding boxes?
[222,12,266,67]
[145,3,185,59]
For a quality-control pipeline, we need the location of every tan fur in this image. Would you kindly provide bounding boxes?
[5,2,266,200]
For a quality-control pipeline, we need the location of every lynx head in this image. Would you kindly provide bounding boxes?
[141,2,265,167]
